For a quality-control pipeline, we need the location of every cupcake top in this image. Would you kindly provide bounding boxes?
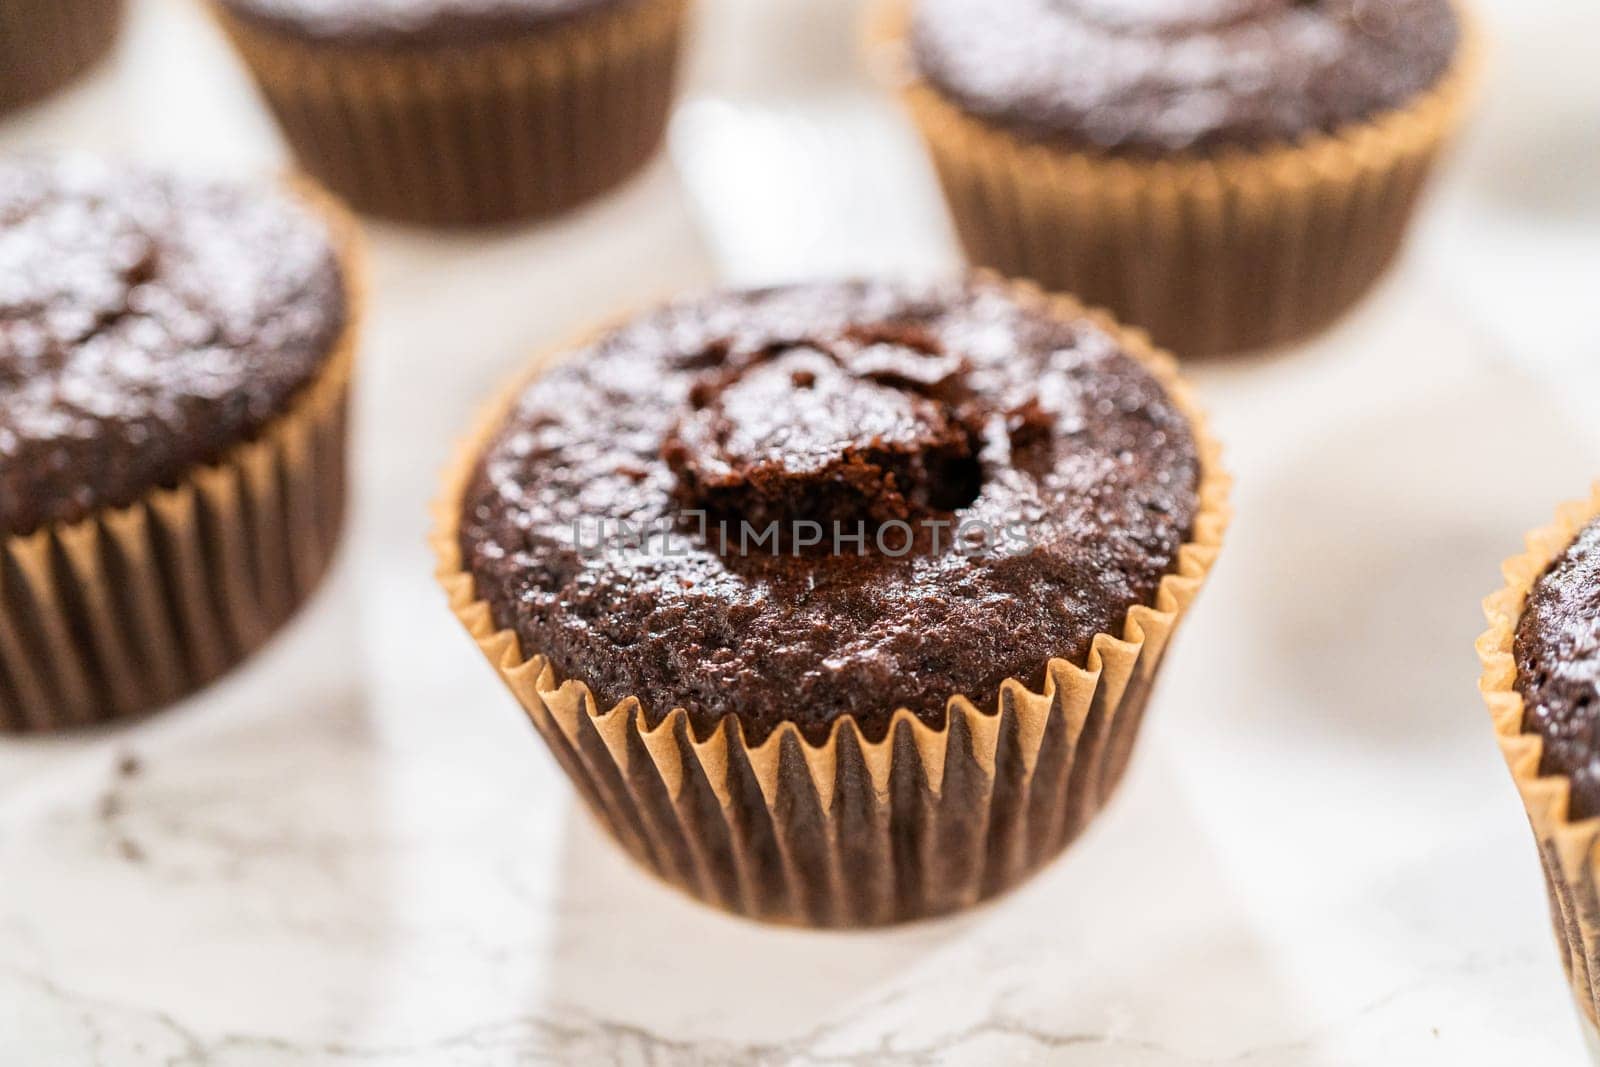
[1516,515,1600,821]
[458,279,1202,744]
[908,0,1460,155]
[0,156,347,536]
[217,0,631,46]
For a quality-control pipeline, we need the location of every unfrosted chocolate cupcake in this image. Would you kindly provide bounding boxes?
[1515,516,1600,822]
[1482,491,1600,1054]
[882,0,1477,356]
[910,0,1459,156]
[211,0,690,226]
[459,280,1202,744]
[0,156,360,732]
[0,0,123,116]
[437,277,1230,926]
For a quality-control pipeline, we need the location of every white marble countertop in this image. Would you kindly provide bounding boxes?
[3,1,1600,1063]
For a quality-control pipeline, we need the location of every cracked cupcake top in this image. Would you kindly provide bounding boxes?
[909,0,1460,155]
[1516,515,1600,821]
[457,278,1201,743]
[0,156,346,535]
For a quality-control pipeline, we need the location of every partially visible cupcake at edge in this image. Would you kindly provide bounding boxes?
[0,0,124,115]
[881,0,1477,357]
[436,276,1230,927]
[1482,489,1600,1059]
[209,0,692,226]
[0,155,361,731]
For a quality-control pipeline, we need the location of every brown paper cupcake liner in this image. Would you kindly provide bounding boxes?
[0,183,363,733]
[0,0,123,115]
[210,0,689,227]
[432,279,1231,927]
[874,2,1480,358]
[1480,486,1600,1034]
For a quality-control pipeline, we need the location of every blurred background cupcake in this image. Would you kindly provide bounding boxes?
[208,0,692,227]
[436,275,1229,926]
[0,0,124,116]
[878,0,1479,357]
[0,155,361,731]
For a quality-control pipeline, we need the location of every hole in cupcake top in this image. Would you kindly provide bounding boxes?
[661,328,985,535]
[458,279,1205,744]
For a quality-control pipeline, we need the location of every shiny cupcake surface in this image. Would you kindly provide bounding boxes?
[908,0,1460,154]
[458,279,1201,744]
[1516,515,1600,821]
[0,156,346,535]
[215,0,635,45]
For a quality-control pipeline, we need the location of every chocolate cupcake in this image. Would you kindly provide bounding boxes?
[0,156,361,732]
[877,0,1478,357]
[0,0,123,116]
[209,0,690,226]
[435,277,1229,926]
[1482,489,1600,1053]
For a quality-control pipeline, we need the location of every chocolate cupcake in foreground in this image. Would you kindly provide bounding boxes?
[1482,490,1600,1055]
[879,0,1478,357]
[210,0,690,226]
[0,156,360,732]
[0,0,123,116]
[436,277,1230,926]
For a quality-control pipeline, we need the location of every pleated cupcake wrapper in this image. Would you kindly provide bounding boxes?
[0,0,123,114]
[432,279,1232,927]
[210,0,689,226]
[1480,485,1600,1032]
[873,1,1480,358]
[0,183,363,733]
